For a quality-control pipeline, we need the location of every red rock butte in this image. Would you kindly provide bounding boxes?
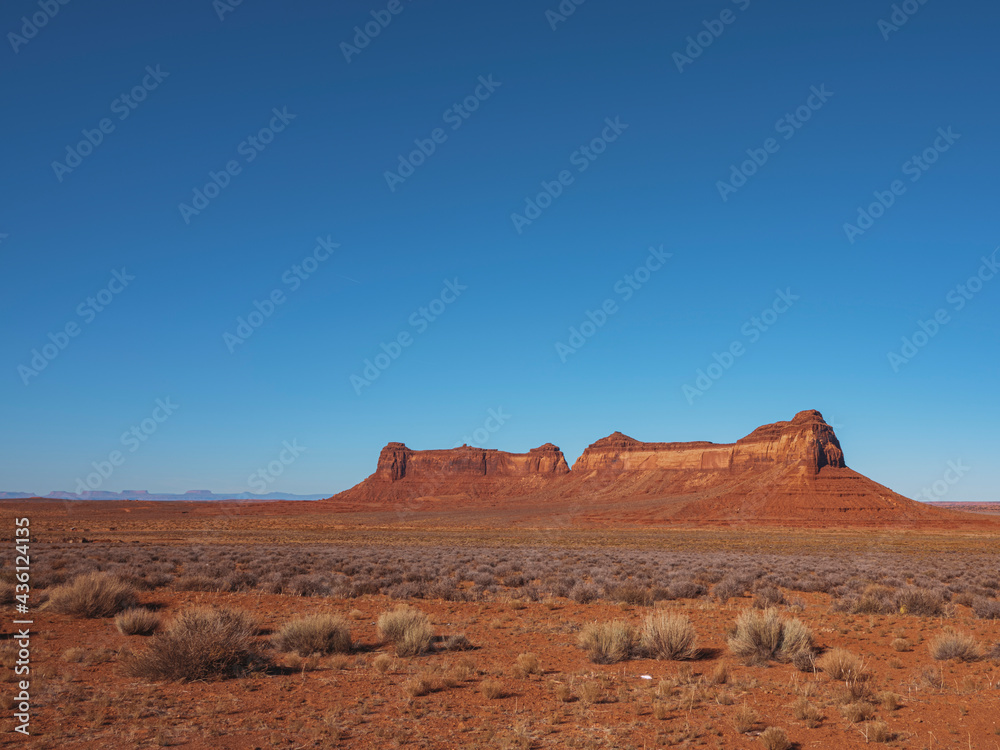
[325,410,990,527]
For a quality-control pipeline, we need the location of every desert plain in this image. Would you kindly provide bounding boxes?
[3,411,999,749]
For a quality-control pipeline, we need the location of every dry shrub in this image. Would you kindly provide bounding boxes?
[758,726,789,750]
[894,588,944,616]
[612,583,651,606]
[273,614,351,656]
[727,609,812,665]
[123,606,265,681]
[171,575,220,592]
[578,680,603,704]
[640,612,698,661]
[569,582,600,604]
[791,698,822,727]
[377,606,434,657]
[929,630,982,662]
[114,608,160,636]
[48,572,138,618]
[877,691,900,712]
[852,584,895,614]
[711,661,729,685]
[890,638,911,652]
[733,703,758,733]
[579,621,636,664]
[514,653,540,677]
[791,648,815,673]
[752,586,786,609]
[62,647,86,663]
[841,701,876,723]
[440,634,474,651]
[863,720,893,743]
[372,654,393,674]
[972,597,1000,620]
[553,683,573,702]
[403,673,436,697]
[817,648,864,681]
[480,678,504,699]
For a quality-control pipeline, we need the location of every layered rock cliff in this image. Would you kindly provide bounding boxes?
[375,442,570,482]
[573,410,844,476]
[324,410,971,527]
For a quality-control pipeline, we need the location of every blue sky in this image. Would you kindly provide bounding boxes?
[1,0,997,501]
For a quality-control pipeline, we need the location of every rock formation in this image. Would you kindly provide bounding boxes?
[324,410,972,527]
[573,410,844,475]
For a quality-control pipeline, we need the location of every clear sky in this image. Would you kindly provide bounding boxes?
[2,0,998,501]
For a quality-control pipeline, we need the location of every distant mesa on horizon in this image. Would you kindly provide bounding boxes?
[325,410,988,527]
[0,490,327,502]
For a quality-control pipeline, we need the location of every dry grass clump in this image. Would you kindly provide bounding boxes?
[123,606,265,681]
[377,606,434,657]
[114,608,160,636]
[403,672,437,697]
[877,691,900,712]
[372,654,393,674]
[711,661,729,685]
[578,680,604,704]
[48,572,138,618]
[272,614,352,656]
[640,612,698,661]
[553,683,573,702]
[440,634,474,651]
[578,620,636,664]
[862,720,893,743]
[733,703,759,733]
[727,609,813,665]
[817,648,864,681]
[841,701,876,723]
[890,637,912,652]
[929,630,983,662]
[758,726,790,750]
[791,697,822,727]
[514,653,540,677]
[972,597,1000,620]
[752,586,786,609]
[894,588,945,616]
[480,678,504,699]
